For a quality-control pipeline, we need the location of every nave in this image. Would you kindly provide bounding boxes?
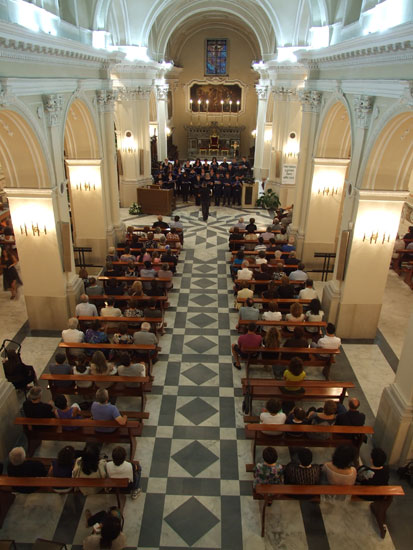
[0,205,412,549]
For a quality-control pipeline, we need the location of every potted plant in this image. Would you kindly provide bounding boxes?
[128,202,142,215]
[256,189,280,210]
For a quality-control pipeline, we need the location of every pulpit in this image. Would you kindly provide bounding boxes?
[137,187,175,215]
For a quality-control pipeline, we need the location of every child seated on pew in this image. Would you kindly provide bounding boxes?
[54,395,83,431]
[73,354,93,389]
[285,407,308,437]
[253,447,283,489]
[260,398,286,436]
[106,446,141,499]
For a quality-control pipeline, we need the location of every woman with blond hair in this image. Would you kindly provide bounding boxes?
[90,351,117,389]
[129,280,143,297]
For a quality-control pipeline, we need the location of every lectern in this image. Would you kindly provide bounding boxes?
[137,187,174,215]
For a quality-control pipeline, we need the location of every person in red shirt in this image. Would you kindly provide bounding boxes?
[232,322,262,370]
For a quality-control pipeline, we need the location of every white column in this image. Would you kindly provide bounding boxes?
[253,83,269,179]
[5,187,74,330]
[301,158,349,265]
[42,94,82,313]
[116,87,152,206]
[156,83,169,162]
[289,90,322,256]
[96,89,124,244]
[375,314,413,465]
[65,159,108,264]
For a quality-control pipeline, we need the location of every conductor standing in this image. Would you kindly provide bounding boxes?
[200,182,212,222]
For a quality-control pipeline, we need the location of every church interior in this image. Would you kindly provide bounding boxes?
[0,0,413,548]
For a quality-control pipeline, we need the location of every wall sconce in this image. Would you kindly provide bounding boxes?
[20,223,47,236]
[251,129,257,138]
[121,130,137,154]
[75,182,95,191]
[317,186,339,196]
[283,131,299,159]
[363,232,391,244]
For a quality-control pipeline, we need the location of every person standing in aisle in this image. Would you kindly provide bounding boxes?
[200,182,212,222]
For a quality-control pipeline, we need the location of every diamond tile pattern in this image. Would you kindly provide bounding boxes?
[190,294,216,306]
[177,397,218,425]
[185,335,216,353]
[194,264,215,273]
[192,278,216,289]
[182,363,217,385]
[164,496,220,546]
[172,440,219,476]
[188,313,216,328]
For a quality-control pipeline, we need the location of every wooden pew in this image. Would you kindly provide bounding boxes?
[241,379,355,405]
[15,417,144,460]
[0,476,129,525]
[231,250,292,257]
[113,261,176,268]
[246,423,373,464]
[229,229,281,234]
[57,342,158,377]
[237,298,311,307]
[238,320,326,335]
[234,279,305,287]
[88,294,168,312]
[243,347,340,380]
[40,374,151,412]
[117,247,180,256]
[77,315,165,336]
[254,484,404,538]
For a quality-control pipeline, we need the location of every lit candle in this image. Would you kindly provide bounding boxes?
[221,100,224,124]
[197,99,201,112]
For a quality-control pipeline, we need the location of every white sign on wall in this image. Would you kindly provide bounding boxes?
[282,164,297,185]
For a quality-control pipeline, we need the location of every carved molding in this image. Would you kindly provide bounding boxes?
[298,90,322,113]
[155,84,169,101]
[354,94,373,129]
[96,90,118,112]
[272,86,297,101]
[256,84,269,100]
[117,87,152,102]
[42,94,64,127]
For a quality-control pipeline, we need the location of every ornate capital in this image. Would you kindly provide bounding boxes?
[354,94,373,129]
[256,84,269,100]
[118,87,152,102]
[96,89,118,112]
[298,90,322,113]
[42,94,63,127]
[272,86,297,101]
[155,84,169,101]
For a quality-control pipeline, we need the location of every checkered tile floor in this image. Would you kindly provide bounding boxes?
[0,205,408,549]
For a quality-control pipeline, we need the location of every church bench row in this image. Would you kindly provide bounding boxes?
[241,379,354,405]
[230,250,293,256]
[229,229,281,234]
[116,246,180,255]
[98,276,172,283]
[254,484,404,538]
[112,261,177,268]
[234,279,306,286]
[245,423,373,465]
[237,320,326,334]
[242,347,340,380]
[58,342,158,377]
[77,315,165,336]
[40,374,151,412]
[236,298,312,306]
[0,476,130,528]
[88,295,168,311]
[15,416,144,460]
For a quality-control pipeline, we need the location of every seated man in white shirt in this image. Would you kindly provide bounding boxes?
[75,294,98,317]
[106,446,141,499]
[62,317,84,343]
[289,263,308,282]
[299,279,318,300]
[237,261,253,281]
[260,398,286,436]
[313,323,341,356]
[261,226,275,241]
[233,217,246,230]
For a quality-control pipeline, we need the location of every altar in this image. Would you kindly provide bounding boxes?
[184,122,245,159]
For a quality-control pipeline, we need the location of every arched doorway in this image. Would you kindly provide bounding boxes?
[63,98,109,264]
[0,108,77,329]
[301,100,352,266]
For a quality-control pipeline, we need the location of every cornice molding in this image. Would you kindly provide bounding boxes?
[296,23,413,69]
[117,87,152,102]
[0,21,121,69]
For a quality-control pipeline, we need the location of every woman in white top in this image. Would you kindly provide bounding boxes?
[305,298,324,334]
[262,301,282,321]
[285,302,305,332]
[260,398,286,436]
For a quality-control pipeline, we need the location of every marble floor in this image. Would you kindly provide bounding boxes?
[0,202,412,549]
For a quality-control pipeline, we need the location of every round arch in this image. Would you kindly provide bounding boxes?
[145,0,277,60]
[0,108,51,188]
[361,110,413,191]
[316,99,352,158]
[64,98,100,159]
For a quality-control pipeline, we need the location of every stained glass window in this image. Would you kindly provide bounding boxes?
[206,39,227,75]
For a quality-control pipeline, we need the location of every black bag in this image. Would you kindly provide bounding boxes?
[397,461,413,486]
[242,383,252,415]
